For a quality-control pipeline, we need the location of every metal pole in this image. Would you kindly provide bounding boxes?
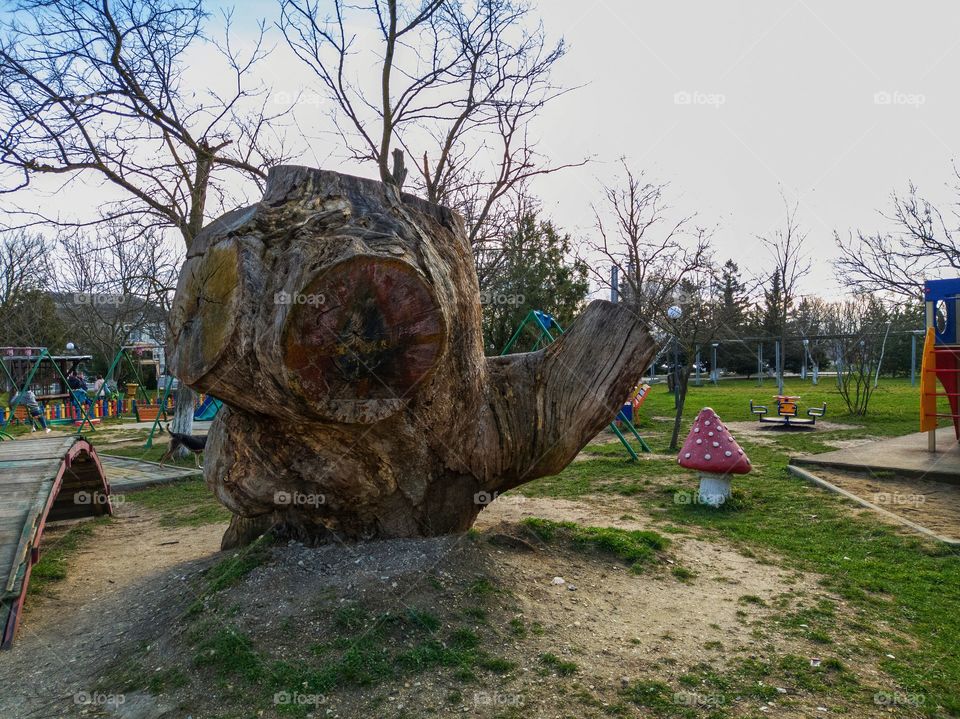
[673,337,680,409]
[711,344,718,385]
[911,332,918,386]
[757,344,763,387]
[874,321,892,389]
[694,347,701,386]
[775,340,783,395]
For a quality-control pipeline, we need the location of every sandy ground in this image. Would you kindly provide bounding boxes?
[811,468,960,542]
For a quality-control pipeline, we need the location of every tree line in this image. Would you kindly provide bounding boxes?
[0,0,954,439]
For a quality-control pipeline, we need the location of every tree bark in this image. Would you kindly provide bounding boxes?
[170,383,196,448]
[168,166,657,544]
[669,365,692,451]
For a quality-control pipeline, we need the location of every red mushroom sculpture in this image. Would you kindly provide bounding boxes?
[677,407,751,506]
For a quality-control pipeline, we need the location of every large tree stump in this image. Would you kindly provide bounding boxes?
[168,167,657,547]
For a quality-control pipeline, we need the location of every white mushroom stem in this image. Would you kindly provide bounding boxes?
[698,472,731,507]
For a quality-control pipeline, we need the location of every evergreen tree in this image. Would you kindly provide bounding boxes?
[715,260,756,376]
[482,213,590,354]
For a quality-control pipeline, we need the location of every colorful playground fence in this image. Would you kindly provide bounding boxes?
[1,392,215,426]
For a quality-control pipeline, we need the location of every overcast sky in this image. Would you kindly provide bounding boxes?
[7,0,960,299]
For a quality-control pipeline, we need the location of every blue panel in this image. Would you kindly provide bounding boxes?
[925,278,960,345]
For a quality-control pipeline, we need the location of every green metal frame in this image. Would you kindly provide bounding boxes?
[143,374,176,448]
[5,350,97,435]
[92,346,156,405]
[499,310,651,458]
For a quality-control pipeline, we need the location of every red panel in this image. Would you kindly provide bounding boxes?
[935,348,960,440]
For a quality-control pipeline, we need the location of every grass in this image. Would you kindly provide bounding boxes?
[101,442,200,469]
[516,377,960,717]
[521,517,670,573]
[28,517,111,595]
[538,652,578,676]
[179,590,520,717]
[120,477,230,527]
[187,533,276,614]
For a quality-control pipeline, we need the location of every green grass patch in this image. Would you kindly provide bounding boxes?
[520,378,960,717]
[187,533,275,615]
[521,517,669,573]
[120,478,230,527]
[28,517,111,595]
[538,652,578,676]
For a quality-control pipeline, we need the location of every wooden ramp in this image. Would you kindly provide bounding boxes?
[99,453,201,491]
[0,437,111,649]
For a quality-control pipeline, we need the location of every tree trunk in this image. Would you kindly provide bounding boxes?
[669,365,692,451]
[170,384,196,449]
[168,167,657,544]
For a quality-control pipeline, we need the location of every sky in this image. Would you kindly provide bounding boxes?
[6,0,960,299]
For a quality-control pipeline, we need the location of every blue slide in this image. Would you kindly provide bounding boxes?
[193,396,222,421]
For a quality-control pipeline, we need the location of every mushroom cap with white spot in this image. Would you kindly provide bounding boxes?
[676,407,752,475]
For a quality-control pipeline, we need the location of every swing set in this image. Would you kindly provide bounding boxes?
[500,310,652,460]
[92,343,162,406]
[1,348,98,436]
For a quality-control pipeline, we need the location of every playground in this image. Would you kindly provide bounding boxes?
[0,371,956,718]
[0,275,958,717]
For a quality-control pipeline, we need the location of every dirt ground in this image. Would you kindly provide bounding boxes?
[0,489,910,719]
[811,468,960,542]
[0,502,223,718]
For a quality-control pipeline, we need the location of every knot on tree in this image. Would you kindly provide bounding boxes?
[168,166,657,547]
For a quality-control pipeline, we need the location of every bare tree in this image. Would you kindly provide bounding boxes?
[590,162,716,449]
[279,0,582,275]
[590,162,711,331]
[0,229,66,347]
[757,192,811,385]
[836,176,960,302]
[54,223,180,374]
[0,229,48,306]
[0,0,293,435]
[825,294,889,416]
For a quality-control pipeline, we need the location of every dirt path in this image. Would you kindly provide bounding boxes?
[0,493,900,718]
[0,504,225,718]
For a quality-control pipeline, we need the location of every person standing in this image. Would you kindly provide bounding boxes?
[15,389,51,433]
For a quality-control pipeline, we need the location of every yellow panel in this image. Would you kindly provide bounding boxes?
[920,327,938,432]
